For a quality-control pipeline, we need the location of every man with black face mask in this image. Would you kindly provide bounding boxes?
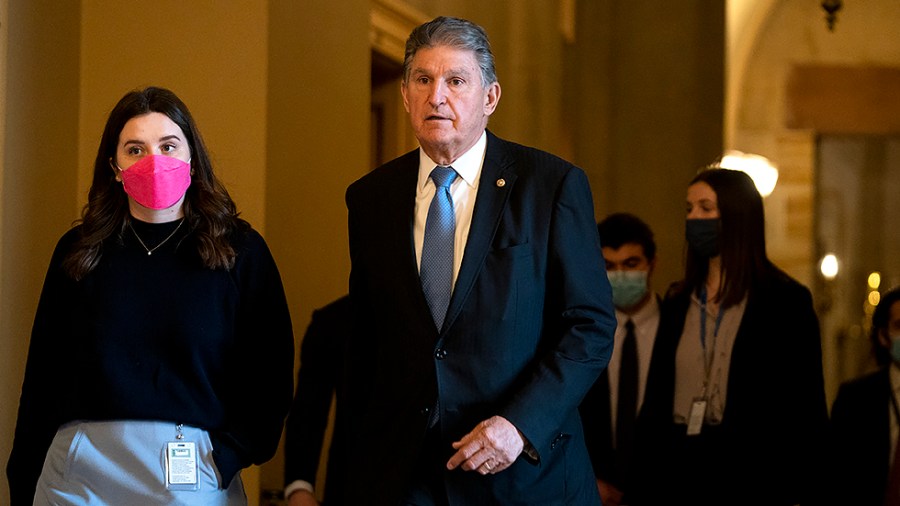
[580,213,663,506]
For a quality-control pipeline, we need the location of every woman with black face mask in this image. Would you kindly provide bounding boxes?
[631,168,828,506]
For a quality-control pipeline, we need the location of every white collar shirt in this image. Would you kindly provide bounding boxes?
[414,131,486,291]
[609,295,661,436]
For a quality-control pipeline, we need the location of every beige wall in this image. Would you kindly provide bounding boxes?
[2,3,81,504]
[0,0,9,503]
[571,0,725,294]
[264,0,371,494]
[78,1,269,228]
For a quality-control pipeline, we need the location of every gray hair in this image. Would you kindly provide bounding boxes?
[403,16,498,88]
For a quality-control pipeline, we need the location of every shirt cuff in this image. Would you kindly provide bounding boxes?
[284,480,315,500]
[522,439,540,461]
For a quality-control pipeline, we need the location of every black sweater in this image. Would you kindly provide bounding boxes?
[7,219,294,505]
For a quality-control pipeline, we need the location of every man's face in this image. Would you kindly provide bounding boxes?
[401,45,500,165]
[602,242,655,311]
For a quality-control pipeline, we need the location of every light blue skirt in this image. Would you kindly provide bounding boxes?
[34,420,247,506]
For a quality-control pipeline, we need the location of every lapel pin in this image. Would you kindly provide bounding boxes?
[496,178,506,187]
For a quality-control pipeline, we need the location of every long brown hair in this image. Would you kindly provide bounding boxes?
[684,168,771,308]
[62,86,248,280]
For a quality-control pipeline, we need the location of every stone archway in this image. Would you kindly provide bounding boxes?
[729,0,900,400]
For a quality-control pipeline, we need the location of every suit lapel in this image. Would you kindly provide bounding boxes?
[442,132,516,333]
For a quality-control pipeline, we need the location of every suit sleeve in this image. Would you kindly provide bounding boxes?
[499,167,616,457]
[283,297,349,487]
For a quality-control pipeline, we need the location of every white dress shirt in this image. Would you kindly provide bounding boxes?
[608,296,660,442]
[414,131,487,291]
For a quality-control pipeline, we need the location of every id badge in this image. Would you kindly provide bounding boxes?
[165,441,199,491]
[686,398,707,436]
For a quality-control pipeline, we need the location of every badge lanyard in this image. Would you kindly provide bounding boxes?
[687,287,724,436]
[698,287,725,377]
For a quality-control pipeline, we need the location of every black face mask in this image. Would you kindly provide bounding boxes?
[686,218,720,257]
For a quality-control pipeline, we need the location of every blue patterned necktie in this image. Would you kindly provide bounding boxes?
[420,166,458,329]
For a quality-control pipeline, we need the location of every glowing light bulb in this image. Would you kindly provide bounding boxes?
[718,150,779,197]
[820,253,839,280]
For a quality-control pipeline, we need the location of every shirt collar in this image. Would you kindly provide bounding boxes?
[417,131,486,191]
[616,294,659,328]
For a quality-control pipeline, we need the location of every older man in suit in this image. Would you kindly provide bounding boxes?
[344,16,615,506]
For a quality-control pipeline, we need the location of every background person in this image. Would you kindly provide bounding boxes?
[6,86,294,506]
[580,212,662,506]
[634,168,828,505]
[344,16,615,506]
[283,295,351,506]
[830,286,900,506]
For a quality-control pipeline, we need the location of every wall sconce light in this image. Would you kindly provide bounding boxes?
[717,150,779,197]
[821,0,842,32]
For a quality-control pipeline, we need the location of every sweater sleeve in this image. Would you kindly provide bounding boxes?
[210,230,295,487]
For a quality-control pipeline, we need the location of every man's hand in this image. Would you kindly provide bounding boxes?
[286,489,320,506]
[446,415,524,475]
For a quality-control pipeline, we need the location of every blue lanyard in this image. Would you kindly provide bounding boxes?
[699,287,724,351]
[891,379,900,424]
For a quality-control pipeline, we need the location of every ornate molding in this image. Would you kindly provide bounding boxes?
[370,0,429,63]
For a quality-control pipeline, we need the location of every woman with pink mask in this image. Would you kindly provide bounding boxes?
[7,87,294,505]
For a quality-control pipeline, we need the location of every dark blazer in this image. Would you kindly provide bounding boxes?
[579,369,616,486]
[633,267,828,506]
[283,295,351,506]
[344,130,616,505]
[579,296,662,501]
[829,367,892,506]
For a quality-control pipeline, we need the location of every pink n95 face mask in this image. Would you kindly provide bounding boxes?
[119,155,191,210]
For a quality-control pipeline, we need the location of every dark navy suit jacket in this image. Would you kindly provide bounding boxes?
[634,267,828,505]
[283,295,351,505]
[579,296,663,501]
[344,130,616,505]
[830,367,892,506]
